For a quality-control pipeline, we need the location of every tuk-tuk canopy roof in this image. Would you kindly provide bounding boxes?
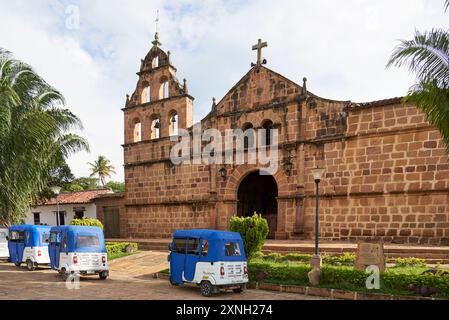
[9,224,51,233]
[49,225,106,253]
[9,224,51,247]
[173,229,242,241]
[50,225,103,234]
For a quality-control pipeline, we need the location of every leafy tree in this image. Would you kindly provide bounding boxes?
[88,155,116,187]
[105,181,125,193]
[0,49,89,226]
[229,213,269,259]
[387,2,449,151]
[65,177,98,191]
[36,152,75,201]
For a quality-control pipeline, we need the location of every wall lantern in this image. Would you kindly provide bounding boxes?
[219,167,227,181]
[283,156,293,175]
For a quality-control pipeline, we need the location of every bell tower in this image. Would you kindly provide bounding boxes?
[123,32,194,144]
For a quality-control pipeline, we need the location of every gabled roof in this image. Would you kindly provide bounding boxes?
[36,189,113,207]
[214,65,304,108]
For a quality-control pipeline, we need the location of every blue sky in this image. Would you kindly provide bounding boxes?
[1,0,448,181]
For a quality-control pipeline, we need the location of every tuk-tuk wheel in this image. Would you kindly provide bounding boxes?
[99,271,108,280]
[200,281,214,297]
[14,262,21,267]
[26,260,35,271]
[61,269,69,281]
[169,276,179,286]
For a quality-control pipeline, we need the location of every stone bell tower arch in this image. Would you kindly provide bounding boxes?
[123,32,194,144]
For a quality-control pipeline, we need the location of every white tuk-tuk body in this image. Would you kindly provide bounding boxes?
[0,228,8,260]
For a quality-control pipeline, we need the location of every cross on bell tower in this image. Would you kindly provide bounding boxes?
[252,38,268,67]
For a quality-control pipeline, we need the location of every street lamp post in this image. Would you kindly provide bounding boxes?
[51,186,62,226]
[311,167,325,265]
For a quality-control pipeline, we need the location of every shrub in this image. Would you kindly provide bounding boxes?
[70,217,104,229]
[229,213,269,259]
[106,242,138,257]
[394,257,427,268]
[252,252,265,259]
[322,252,357,266]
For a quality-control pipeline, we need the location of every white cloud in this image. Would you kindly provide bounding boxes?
[0,0,448,181]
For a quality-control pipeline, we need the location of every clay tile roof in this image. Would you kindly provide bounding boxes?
[42,189,113,206]
[347,97,404,110]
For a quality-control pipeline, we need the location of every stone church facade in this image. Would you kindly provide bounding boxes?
[118,34,449,245]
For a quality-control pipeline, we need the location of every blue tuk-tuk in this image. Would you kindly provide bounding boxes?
[8,225,51,270]
[168,229,248,297]
[49,226,109,281]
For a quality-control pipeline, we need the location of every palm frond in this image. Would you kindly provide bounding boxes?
[387,29,449,87]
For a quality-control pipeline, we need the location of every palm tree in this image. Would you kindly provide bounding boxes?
[387,2,449,150]
[0,49,89,226]
[88,156,116,187]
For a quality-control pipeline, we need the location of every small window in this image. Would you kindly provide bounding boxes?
[152,56,159,68]
[171,237,199,254]
[42,232,50,244]
[243,123,255,149]
[159,81,169,99]
[186,238,199,255]
[76,235,100,249]
[33,213,40,225]
[172,238,187,253]
[201,240,209,257]
[9,231,24,242]
[61,236,67,250]
[50,232,60,244]
[225,242,241,257]
[74,211,84,219]
[141,86,151,103]
[262,120,274,146]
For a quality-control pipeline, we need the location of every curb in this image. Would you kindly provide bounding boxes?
[153,273,439,300]
[249,282,439,300]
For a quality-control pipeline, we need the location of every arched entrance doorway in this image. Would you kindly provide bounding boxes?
[237,170,278,239]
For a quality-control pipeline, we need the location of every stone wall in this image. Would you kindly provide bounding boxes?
[302,101,449,245]
[120,45,449,244]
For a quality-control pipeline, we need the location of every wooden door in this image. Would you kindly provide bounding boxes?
[104,208,120,238]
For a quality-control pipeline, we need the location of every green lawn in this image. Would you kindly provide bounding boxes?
[248,256,449,299]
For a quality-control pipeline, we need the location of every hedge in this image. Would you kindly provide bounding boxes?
[70,217,104,229]
[106,242,138,257]
[248,260,449,298]
[259,252,356,266]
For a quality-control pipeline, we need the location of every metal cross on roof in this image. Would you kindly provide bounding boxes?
[252,38,268,66]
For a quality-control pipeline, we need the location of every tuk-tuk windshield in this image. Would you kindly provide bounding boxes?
[76,235,100,248]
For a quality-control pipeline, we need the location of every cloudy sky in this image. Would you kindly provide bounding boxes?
[1,0,448,181]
